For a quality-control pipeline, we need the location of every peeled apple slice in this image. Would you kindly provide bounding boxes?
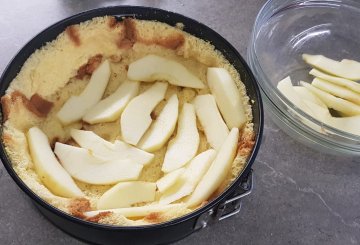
[312,78,360,105]
[83,80,139,124]
[57,60,111,124]
[54,143,143,185]
[159,149,216,205]
[186,128,239,208]
[54,142,104,174]
[300,81,360,116]
[277,77,360,136]
[161,103,199,173]
[71,160,142,185]
[70,129,154,166]
[293,86,327,109]
[127,54,205,89]
[97,181,156,210]
[301,99,332,133]
[70,129,113,153]
[182,149,217,187]
[302,100,332,122]
[121,82,168,145]
[277,77,314,115]
[302,54,360,81]
[299,100,360,136]
[310,69,360,94]
[138,94,179,152]
[27,127,83,198]
[156,168,185,193]
[277,78,329,132]
[84,204,184,218]
[112,140,154,166]
[327,116,360,136]
[193,94,229,150]
[207,68,246,128]
[278,78,360,136]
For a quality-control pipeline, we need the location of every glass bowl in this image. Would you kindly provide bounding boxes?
[248,0,360,156]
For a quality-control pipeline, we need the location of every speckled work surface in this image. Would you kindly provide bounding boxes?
[0,0,359,244]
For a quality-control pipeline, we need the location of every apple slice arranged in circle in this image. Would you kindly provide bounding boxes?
[97,181,156,210]
[83,80,139,124]
[159,149,216,205]
[193,94,229,150]
[27,127,83,198]
[127,54,205,89]
[161,103,199,173]
[57,59,111,125]
[54,143,143,185]
[70,129,154,166]
[156,167,185,193]
[138,94,179,152]
[186,128,239,208]
[121,82,168,145]
[207,67,246,129]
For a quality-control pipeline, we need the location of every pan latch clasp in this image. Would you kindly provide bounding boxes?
[194,170,253,230]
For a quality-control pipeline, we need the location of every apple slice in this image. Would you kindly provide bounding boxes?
[277,78,329,132]
[312,78,360,105]
[301,101,360,136]
[302,54,360,81]
[277,77,360,136]
[300,81,360,116]
[57,60,111,124]
[54,143,143,185]
[293,86,327,109]
[70,128,113,153]
[70,129,154,166]
[327,116,360,136]
[207,68,246,129]
[303,100,332,122]
[138,94,179,152]
[121,82,168,145]
[84,204,184,218]
[27,127,83,198]
[54,142,104,175]
[159,149,216,205]
[277,77,314,115]
[112,140,154,166]
[193,94,229,150]
[310,69,360,94]
[161,103,199,173]
[303,99,360,136]
[156,168,185,193]
[298,99,331,131]
[71,160,142,185]
[83,80,139,124]
[127,54,205,89]
[186,128,239,208]
[97,181,156,210]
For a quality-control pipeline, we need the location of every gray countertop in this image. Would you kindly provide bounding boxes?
[0,0,359,244]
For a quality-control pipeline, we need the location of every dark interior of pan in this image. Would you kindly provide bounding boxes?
[0,6,263,245]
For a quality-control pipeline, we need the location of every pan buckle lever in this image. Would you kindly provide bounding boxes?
[194,170,253,230]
